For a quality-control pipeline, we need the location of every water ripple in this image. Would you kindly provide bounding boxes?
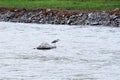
[0,22,120,80]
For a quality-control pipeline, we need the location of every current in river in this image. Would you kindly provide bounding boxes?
[0,22,120,80]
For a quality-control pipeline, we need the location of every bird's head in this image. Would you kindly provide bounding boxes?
[51,39,60,43]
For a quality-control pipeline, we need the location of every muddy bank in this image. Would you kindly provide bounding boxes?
[0,8,119,27]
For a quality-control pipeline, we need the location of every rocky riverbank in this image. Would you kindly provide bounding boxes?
[0,8,119,27]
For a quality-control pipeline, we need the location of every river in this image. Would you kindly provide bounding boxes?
[0,22,120,80]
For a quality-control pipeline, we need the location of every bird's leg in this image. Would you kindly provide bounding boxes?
[53,43,56,47]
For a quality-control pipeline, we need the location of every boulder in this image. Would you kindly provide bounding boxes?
[36,42,56,50]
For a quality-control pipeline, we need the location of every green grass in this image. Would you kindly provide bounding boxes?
[0,0,119,10]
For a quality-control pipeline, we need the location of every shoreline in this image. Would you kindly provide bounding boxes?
[0,8,119,27]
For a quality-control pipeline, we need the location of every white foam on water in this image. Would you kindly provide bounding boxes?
[0,22,120,80]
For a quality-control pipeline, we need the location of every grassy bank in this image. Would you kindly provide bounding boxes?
[0,0,119,10]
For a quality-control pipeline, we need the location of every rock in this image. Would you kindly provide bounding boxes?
[36,42,56,50]
[110,14,118,19]
[85,12,111,26]
[113,8,119,12]
[0,8,119,27]
[86,13,99,25]
[67,15,77,25]
[46,9,51,12]
[111,16,120,27]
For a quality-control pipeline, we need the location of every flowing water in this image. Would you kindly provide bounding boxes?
[0,22,120,80]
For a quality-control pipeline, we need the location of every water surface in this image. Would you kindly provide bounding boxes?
[0,22,120,80]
